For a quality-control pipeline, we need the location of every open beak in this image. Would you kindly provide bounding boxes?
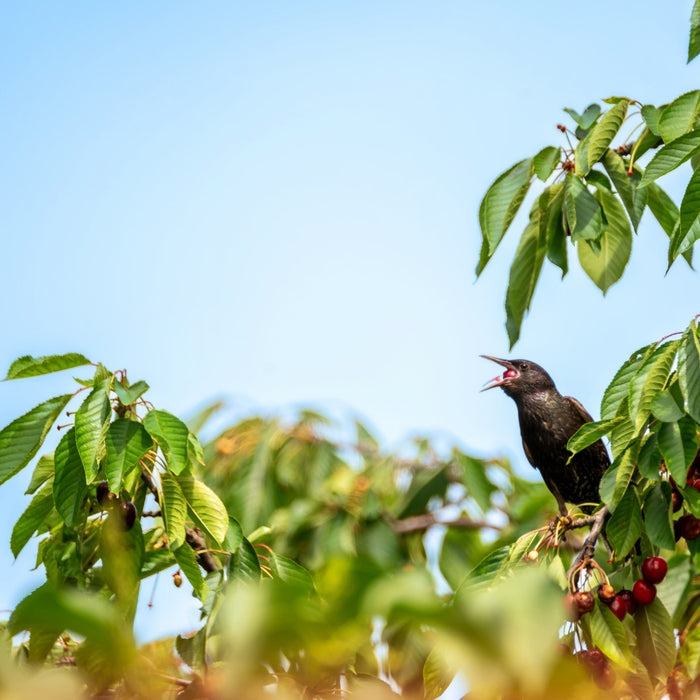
[480,355,519,391]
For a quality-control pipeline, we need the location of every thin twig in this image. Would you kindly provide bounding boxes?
[566,506,609,578]
[390,513,501,534]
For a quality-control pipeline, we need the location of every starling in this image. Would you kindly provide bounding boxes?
[481,356,609,515]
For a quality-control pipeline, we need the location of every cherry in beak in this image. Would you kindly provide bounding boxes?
[480,355,519,391]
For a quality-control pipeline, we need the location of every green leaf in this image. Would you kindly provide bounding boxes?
[682,623,700,679]
[161,472,187,550]
[581,99,629,173]
[658,90,700,143]
[143,410,190,475]
[600,441,640,508]
[657,417,699,485]
[577,188,632,293]
[638,433,662,480]
[647,182,680,237]
[564,104,600,129]
[229,537,261,584]
[644,483,675,550]
[602,151,646,230]
[25,455,54,495]
[269,552,315,592]
[423,648,453,700]
[679,322,700,424]
[601,349,650,420]
[454,452,496,512]
[458,546,510,592]
[606,485,642,556]
[584,169,613,191]
[476,158,534,275]
[223,517,244,553]
[564,175,604,241]
[74,379,113,482]
[104,419,153,493]
[177,476,229,545]
[113,380,149,406]
[634,598,676,681]
[567,416,624,456]
[641,104,663,136]
[176,628,207,673]
[0,394,71,487]
[543,183,568,276]
[11,483,54,558]
[505,220,545,348]
[172,543,208,600]
[672,167,700,261]
[4,353,91,380]
[629,340,678,431]
[53,428,88,528]
[690,0,700,63]
[651,389,685,422]
[533,146,560,181]
[640,130,700,187]
[589,603,634,671]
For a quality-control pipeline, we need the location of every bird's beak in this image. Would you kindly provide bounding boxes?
[480,355,519,391]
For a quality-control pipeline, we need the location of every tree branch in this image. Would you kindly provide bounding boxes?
[566,506,609,578]
[391,512,501,534]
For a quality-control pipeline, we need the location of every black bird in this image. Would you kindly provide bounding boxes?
[481,356,609,515]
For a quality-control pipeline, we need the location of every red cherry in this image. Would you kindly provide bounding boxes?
[609,595,627,621]
[632,579,657,606]
[595,665,616,689]
[618,589,638,615]
[503,369,518,379]
[672,490,684,512]
[563,593,579,621]
[641,556,668,584]
[579,648,606,669]
[676,514,700,541]
[693,478,700,492]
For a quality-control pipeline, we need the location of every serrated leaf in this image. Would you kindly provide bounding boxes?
[629,340,678,431]
[638,434,662,480]
[657,417,699,485]
[606,485,642,556]
[670,166,700,261]
[657,555,692,625]
[577,188,632,294]
[10,483,54,558]
[602,151,647,231]
[601,349,650,420]
[644,483,675,550]
[53,428,88,528]
[4,353,91,380]
[533,146,560,181]
[505,218,546,348]
[25,455,54,495]
[600,441,640,508]
[690,0,700,63]
[161,472,187,550]
[564,175,604,241]
[543,183,568,276]
[177,476,229,545]
[229,537,261,584]
[104,419,153,493]
[679,323,700,423]
[173,544,208,600]
[74,380,112,482]
[658,90,700,143]
[567,416,624,456]
[224,517,243,553]
[0,394,71,487]
[646,182,680,237]
[635,598,676,681]
[585,169,612,191]
[589,604,635,671]
[564,104,600,128]
[113,380,149,406]
[269,552,315,592]
[640,130,700,187]
[641,104,663,136]
[457,546,510,592]
[476,158,534,275]
[143,410,190,475]
[582,99,629,173]
[651,389,685,422]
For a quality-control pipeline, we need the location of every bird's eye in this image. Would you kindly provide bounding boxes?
[520,363,529,371]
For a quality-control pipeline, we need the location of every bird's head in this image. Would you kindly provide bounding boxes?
[480,356,557,399]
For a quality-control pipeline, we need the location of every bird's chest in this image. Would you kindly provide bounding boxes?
[517,396,575,468]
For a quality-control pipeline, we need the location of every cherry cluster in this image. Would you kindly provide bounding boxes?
[669,455,700,540]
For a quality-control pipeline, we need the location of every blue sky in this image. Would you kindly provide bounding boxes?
[1,2,699,640]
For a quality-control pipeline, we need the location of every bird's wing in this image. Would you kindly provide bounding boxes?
[563,395,595,424]
[521,438,537,468]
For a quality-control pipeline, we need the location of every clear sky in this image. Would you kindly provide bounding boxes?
[1,1,699,641]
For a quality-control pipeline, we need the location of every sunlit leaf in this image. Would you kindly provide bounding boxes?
[644,483,675,551]
[577,188,632,294]
[679,322,700,424]
[641,104,663,136]
[691,0,700,62]
[580,99,629,174]
[533,146,560,181]
[669,164,700,260]
[229,537,261,584]
[658,90,700,143]
[600,441,639,508]
[639,130,700,187]
[629,340,678,431]
[589,604,634,671]
[476,158,534,275]
[0,394,71,486]
[567,416,624,456]
[143,410,190,475]
[657,416,699,485]
[172,543,208,600]
[11,483,54,558]
[53,427,88,528]
[25,454,54,495]
[104,419,153,493]
[564,104,600,129]
[682,623,700,679]
[651,388,685,422]
[4,353,91,380]
[113,380,149,406]
[74,379,112,482]
[161,472,187,550]
[634,598,676,681]
[601,348,650,420]
[269,552,315,592]
[177,475,229,545]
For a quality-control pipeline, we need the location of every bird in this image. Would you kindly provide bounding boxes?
[480,356,609,515]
